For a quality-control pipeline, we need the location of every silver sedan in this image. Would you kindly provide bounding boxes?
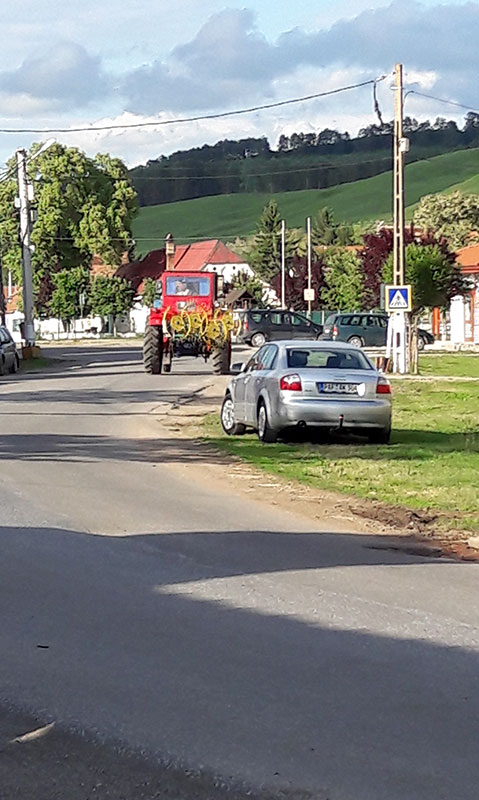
[221,340,392,444]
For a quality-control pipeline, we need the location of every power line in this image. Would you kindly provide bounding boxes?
[409,90,479,115]
[130,156,393,181]
[0,77,384,134]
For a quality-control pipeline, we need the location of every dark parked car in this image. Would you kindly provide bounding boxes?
[233,309,323,347]
[322,313,434,351]
[0,325,19,374]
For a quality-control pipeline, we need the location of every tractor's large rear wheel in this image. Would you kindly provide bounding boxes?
[211,338,231,375]
[143,325,163,374]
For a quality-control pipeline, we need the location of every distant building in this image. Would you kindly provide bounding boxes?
[450,244,479,345]
[116,239,252,296]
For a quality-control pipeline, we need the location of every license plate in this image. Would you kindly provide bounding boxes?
[318,382,358,394]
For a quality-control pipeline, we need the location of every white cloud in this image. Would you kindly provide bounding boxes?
[0,2,477,166]
[0,42,108,111]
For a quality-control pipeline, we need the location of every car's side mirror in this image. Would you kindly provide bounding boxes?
[231,362,245,374]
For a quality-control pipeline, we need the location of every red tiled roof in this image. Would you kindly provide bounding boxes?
[115,240,245,293]
[172,240,244,272]
[115,249,166,292]
[456,244,479,272]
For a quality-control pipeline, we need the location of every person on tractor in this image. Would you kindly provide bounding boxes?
[175,279,190,296]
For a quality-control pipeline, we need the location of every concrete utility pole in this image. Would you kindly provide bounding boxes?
[390,63,410,374]
[280,219,286,308]
[16,149,36,345]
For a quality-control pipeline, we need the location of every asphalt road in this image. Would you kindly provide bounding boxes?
[0,343,478,800]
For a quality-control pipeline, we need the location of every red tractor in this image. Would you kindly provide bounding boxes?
[143,270,232,375]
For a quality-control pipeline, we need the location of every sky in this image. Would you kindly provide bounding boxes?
[0,0,476,166]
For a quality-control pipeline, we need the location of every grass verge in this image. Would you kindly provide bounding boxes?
[20,356,52,371]
[203,373,479,535]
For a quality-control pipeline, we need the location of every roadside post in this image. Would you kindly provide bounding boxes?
[385,285,412,373]
[281,219,286,308]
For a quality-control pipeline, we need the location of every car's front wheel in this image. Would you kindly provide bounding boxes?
[257,401,278,443]
[417,336,426,351]
[220,395,246,436]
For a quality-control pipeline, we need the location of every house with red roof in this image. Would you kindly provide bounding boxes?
[450,244,479,344]
[116,238,252,296]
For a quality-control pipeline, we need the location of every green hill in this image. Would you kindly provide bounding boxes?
[132,149,479,255]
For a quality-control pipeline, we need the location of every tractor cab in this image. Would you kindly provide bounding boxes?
[150,271,218,324]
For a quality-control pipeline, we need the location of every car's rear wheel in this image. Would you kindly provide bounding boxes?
[367,427,391,445]
[347,335,363,348]
[417,336,426,351]
[251,332,266,348]
[257,401,278,443]
[221,395,246,436]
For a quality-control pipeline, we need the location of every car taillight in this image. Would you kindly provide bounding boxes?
[280,374,302,392]
[243,318,249,331]
[332,325,339,339]
[376,378,392,394]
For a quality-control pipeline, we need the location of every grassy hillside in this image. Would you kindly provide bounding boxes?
[132,149,479,254]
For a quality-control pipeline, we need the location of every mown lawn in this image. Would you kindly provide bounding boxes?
[204,362,479,532]
[420,353,479,378]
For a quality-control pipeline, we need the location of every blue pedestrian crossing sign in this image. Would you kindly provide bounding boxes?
[385,284,412,312]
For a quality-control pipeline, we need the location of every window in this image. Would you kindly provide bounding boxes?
[269,312,284,326]
[165,276,210,297]
[291,314,310,327]
[249,312,266,324]
[0,327,11,344]
[378,317,388,328]
[286,348,373,370]
[258,345,278,370]
[346,315,362,326]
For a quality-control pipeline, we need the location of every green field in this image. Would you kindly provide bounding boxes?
[133,149,479,253]
[204,354,479,534]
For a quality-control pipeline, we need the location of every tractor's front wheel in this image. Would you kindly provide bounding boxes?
[211,339,231,375]
[143,325,163,374]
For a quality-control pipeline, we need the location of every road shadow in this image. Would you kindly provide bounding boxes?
[0,524,477,800]
[0,434,230,463]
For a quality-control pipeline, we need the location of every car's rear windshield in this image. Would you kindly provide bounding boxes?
[286,348,373,370]
[324,314,337,326]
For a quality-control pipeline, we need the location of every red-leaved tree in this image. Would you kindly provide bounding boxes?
[360,226,415,307]
[271,255,325,310]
